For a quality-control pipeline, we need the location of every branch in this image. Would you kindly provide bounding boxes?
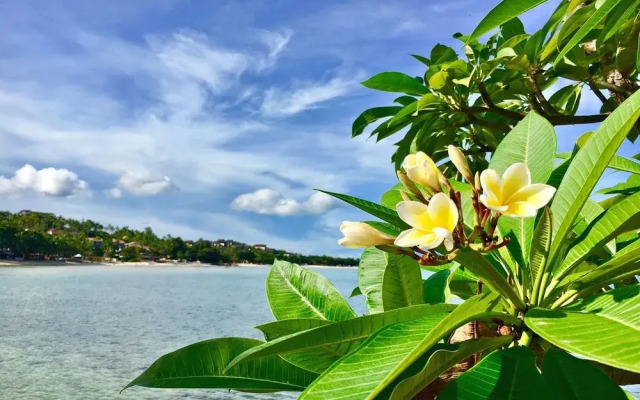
[476,81,526,121]
[546,113,610,125]
[527,68,560,116]
[588,81,613,109]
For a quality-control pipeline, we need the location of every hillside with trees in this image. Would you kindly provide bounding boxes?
[0,210,358,266]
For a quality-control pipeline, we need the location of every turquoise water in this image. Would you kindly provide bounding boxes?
[1,265,638,399]
[0,265,364,400]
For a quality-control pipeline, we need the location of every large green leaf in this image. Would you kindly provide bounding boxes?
[319,190,409,229]
[382,251,424,311]
[361,72,428,96]
[124,337,317,392]
[388,336,514,400]
[438,347,551,400]
[297,311,454,400]
[256,319,337,373]
[299,293,517,399]
[490,112,556,266]
[526,284,640,373]
[352,106,402,138]
[469,0,550,42]
[554,0,626,65]
[380,183,405,209]
[225,304,457,373]
[455,248,527,310]
[358,248,422,313]
[541,348,627,400]
[549,90,640,269]
[267,260,356,321]
[530,207,552,288]
[554,191,640,280]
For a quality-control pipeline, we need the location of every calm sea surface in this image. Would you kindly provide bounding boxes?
[0,265,364,400]
[1,265,638,399]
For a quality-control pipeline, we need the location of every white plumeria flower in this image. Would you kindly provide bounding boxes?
[479,163,556,218]
[338,222,395,248]
[403,151,442,192]
[394,193,459,251]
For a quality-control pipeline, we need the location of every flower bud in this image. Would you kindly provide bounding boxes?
[397,170,420,196]
[403,152,442,192]
[338,222,395,248]
[448,145,473,184]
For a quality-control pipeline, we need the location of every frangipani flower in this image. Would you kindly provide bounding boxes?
[447,145,473,184]
[395,193,459,251]
[480,163,556,218]
[338,222,395,248]
[403,152,442,192]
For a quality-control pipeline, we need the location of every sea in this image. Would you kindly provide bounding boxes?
[0,265,637,399]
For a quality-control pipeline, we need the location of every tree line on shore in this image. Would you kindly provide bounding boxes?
[0,210,359,266]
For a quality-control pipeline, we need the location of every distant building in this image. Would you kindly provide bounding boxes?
[46,228,63,236]
[18,210,32,215]
[253,244,267,251]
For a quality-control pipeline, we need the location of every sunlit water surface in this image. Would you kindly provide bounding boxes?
[0,265,364,400]
[1,265,638,399]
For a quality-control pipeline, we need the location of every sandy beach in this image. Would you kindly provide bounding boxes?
[0,260,356,269]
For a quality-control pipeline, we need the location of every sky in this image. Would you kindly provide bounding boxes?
[0,0,633,257]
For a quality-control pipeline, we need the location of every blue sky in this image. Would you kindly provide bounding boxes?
[0,0,633,256]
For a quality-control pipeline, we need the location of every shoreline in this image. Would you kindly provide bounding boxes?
[0,260,357,269]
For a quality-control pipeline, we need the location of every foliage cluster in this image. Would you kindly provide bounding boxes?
[0,211,357,266]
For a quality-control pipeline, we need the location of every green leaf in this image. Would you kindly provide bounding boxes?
[554,191,640,280]
[361,72,428,96]
[469,0,550,42]
[438,347,550,400]
[541,348,627,400]
[267,260,356,321]
[388,336,514,400]
[557,152,640,175]
[380,183,405,209]
[422,268,454,304]
[526,284,640,373]
[349,286,362,298]
[124,337,317,392]
[318,190,409,229]
[549,90,640,269]
[416,93,441,112]
[301,292,517,400]
[358,247,423,313]
[352,106,402,138]
[569,239,640,292]
[554,0,626,65]
[255,319,337,373]
[226,304,457,372]
[363,221,402,237]
[530,207,552,286]
[298,311,455,400]
[455,248,527,310]
[382,253,424,311]
[490,112,556,265]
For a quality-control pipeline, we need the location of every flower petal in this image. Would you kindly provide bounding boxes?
[479,194,509,213]
[394,228,427,247]
[396,201,433,231]
[480,169,502,202]
[506,184,556,209]
[428,193,458,231]
[501,163,531,201]
[503,201,538,218]
[419,233,443,249]
[433,227,454,251]
[338,221,394,248]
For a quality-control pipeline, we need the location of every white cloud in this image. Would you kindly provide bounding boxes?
[106,187,122,198]
[261,75,361,116]
[0,164,88,197]
[231,189,334,216]
[114,170,176,196]
[258,29,293,70]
